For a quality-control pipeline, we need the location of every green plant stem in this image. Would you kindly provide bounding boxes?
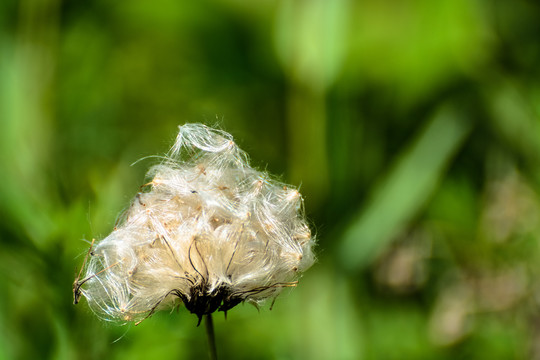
[205,314,217,360]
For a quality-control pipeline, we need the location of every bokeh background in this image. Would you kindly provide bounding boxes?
[2,0,540,359]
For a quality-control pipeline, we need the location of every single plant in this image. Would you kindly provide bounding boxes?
[73,124,315,359]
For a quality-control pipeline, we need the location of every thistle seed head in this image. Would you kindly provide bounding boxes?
[74,124,315,324]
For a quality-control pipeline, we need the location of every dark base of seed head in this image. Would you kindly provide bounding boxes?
[175,284,243,325]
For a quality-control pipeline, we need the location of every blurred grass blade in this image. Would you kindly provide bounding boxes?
[339,106,472,271]
[274,0,348,91]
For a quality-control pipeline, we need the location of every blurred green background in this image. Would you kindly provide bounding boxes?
[1,0,540,359]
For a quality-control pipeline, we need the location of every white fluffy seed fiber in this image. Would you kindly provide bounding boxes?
[75,124,315,323]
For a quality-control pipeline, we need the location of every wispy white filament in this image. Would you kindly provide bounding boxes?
[75,124,315,323]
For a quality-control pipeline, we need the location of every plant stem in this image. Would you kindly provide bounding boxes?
[205,314,217,360]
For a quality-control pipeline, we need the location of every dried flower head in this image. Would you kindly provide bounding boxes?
[74,124,315,324]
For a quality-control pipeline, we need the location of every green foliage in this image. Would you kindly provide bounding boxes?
[1,0,540,359]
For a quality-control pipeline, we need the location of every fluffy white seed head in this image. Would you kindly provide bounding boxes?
[74,124,315,323]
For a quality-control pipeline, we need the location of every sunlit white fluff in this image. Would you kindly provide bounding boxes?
[74,124,315,323]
